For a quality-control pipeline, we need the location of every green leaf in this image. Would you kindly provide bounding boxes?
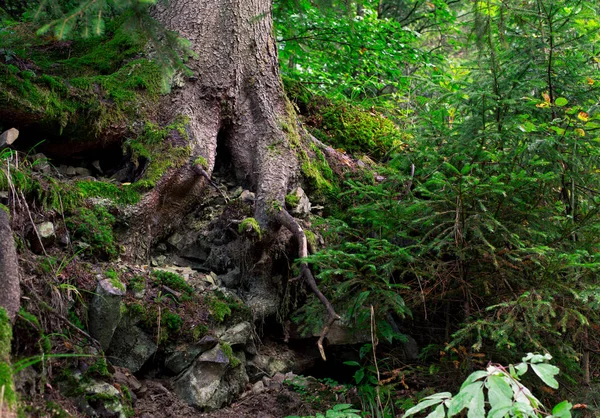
[555,97,568,106]
[344,361,360,367]
[551,400,572,418]
[486,374,513,410]
[425,404,446,418]
[460,370,488,389]
[353,368,365,384]
[467,385,485,418]
[447,382,483,417]
[403,398,446,417]
[530,363,560,389]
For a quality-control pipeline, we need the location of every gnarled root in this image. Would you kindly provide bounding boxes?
[275,208,340,360]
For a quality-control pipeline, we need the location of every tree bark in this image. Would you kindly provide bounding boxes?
[0,210,20,322]
[138,0,340,356]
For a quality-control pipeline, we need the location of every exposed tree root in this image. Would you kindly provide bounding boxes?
[275,208,340,361]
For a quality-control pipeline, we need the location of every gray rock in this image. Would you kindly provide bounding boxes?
[239,190,255,202]
[31,154,51,174]
[74,167,91,177]
[92,160,103,174]
[165,337,219,375]
[36,222,55,239]
[401,335,419,361]
[0,128,18,148]
[252,380,265,394]
[219,267,241,288]
[205,247,232,274]
[66,166,77,177]
[107,320,157,373]
[82,380,126,418]
[88,279,126,350]
[167,232,184,248]
[219,321,251,347]
[288,187,311,217]
[173,345,248,410]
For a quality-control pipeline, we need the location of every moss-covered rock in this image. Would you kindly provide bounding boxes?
[0,307,16,416]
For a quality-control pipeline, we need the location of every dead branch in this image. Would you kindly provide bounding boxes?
[275,208,340,361]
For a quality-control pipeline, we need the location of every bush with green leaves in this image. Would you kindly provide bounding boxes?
[287,403,361,418]
[403,353,572,418]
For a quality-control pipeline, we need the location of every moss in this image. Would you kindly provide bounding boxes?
[0,307,16,410]
[238,217,262,239]
[220,343,241,368]
[0,204,9,214]
[128,275,146,293]
[207,296,231,323]
[127,302,146,317]
[105,269,125,291]
[305,229,317,250]
[86,357,111,378]
[192,324,209,340]
[152,270,194,296]
[66,206,117,259]
[194,156,208,169]
[285,193,300,207]
[76,181,140,205]
[162,311,183,333]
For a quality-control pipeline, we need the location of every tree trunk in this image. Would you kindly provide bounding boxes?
[136,0,340,357]
[0,209,20,322]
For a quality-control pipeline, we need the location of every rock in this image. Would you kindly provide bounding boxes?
[401,335,419,361]
[219,321,252,347]
[36,221,55,239]
[112,367,142,392]
[246,352,295,380]
[252,380,265,394]
[239,190,255,202]
[151,255,167,266]
[81,380,127,418]
[288,187,311,217]
[231,187,243,198]
[152,266,195,280]
[243,277,281,318]
[66,166,77,177]
[107,320,157,373]
[88,279,126,350]
[92,160,103,174]
[205,246,232,274]
[165,337,219,375]
[74,167,91,177]
[167,232,184,248]
[31,153,51,174]
[173,345,248,410]
[219,267,241,288]
[0,128,18,147]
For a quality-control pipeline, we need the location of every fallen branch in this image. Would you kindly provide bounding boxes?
[275,208,340,360]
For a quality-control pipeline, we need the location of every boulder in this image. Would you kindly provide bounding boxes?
[106,320,157,373]
[88,279,126,350]
[219,321,252,347]
[239,190,255,202]
[37,222,55,239]
[80,380,127,418]
[0,128,18,148]
[164,336,218,374]
[288,187,311,217]
[173,345,248,410]
[219,267,241,288]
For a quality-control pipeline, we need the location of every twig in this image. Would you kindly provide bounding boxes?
[192,163,229,202]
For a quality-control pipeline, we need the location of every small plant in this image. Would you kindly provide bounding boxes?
[238,217,262,239]
[286,404,362,418]
[220,342,240,368]
[207,296,231,322]
[285,192,300,207]
[152,270,194,296]
[66,206,118,259]
[128,275,146,293]
[194,156,208,169]
[403,353,572,418]
[162,311,183,333]
[105,269,125,291]
[86,357,111,378]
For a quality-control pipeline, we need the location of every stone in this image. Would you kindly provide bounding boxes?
[74,167,91,177]
[239,190,255,202]
[205,246,232,274]
[0,128,18,147]
[325,321,370,345]
[164,338,219,375]
[167,232,184,248]
[289,187,311,217]
[173,345,248,410]
[107,320,157,373]
[401,335,419,361]
[219,321,251,347]
[81,380,126,418]
[88,279,126,350]
[92,160,103,174]
[36,222,55,239]
[251,380,265,394]
[66,166,77,177]
[112,367,142,392]
[219,267,241,288]
[31,153,51,174]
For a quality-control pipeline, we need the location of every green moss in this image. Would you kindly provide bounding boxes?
[285,193,300,208]
[0,307,16,410]
[105,269,125,291]
[305,230,317,250]
[86,357,111,378]
[66,206,117,259]
[76,181,140,205]
[162,311,183,333]
[0,204,9,214]
[152,270,194,297]
[194,156,208,169]
[127,302,146,317]
[207,296,231,323]
[192,324,209,340]
[220,343,241,368]
[128,275,146,293]
[238,217,262,239]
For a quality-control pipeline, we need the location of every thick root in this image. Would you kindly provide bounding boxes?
[275,208,340,360]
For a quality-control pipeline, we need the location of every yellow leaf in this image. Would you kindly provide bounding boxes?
[587,77,595,85]
[536,102,550,108]
[543,92,551,103]
[575,128,585,137]
[578,111,590,121]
